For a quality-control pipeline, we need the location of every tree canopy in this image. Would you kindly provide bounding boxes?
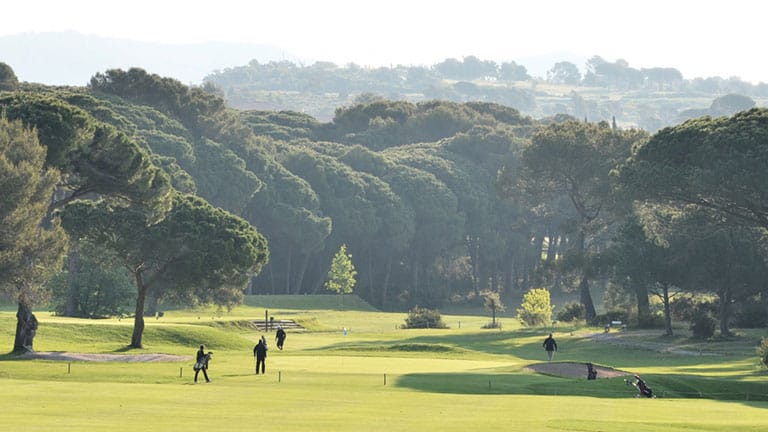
[60,193,268,347]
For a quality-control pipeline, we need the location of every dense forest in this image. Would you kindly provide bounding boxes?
[205,55,768,131]
[2,60,768,351]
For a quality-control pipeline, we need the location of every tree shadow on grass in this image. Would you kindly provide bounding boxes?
[394,371,629,397]
[394,371,768,404]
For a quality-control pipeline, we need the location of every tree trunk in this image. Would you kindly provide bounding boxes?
[545,233,559,265]
[577,230,596,322]
[145,290,159,317]
[131,272,148,349]
[531,232,545,275]
[503,263,512,295]
[381,256,392,308]
[467,236,480,296]
[267,261,275,294]
[718,290,732,337]
[14,302,38,353]
[64,241,81,316]
[284,244,292,294]
[292,252,311,294]
[579,275,597,323]
[661,283,673,336]
[634,280,651,326]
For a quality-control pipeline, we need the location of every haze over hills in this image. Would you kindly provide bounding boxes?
[1,31,596,87]
[0,32,299,85]
[4,31,767,132]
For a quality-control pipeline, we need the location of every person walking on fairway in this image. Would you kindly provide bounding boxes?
[194,344,211,383]
[275,325,286,350]
[543,333,558,362]
[253,337,267,374]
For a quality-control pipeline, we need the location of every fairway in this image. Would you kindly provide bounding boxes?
[2,297,768,431]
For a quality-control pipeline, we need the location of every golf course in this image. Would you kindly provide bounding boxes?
[2,295,767,432]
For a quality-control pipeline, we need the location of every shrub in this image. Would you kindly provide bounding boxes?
[637,312,665,329]
[402,306,447,329]
[593,310,629,326]
[689,308,716,339]
[757,337,768,368]
[556,301,585,322]
[516,288,553,327]
[732,299,768,328]
[670,295,718,322]
[47,242,136,318]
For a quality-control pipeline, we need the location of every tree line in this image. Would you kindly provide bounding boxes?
[1,62,767,352]
[204,55,768,131]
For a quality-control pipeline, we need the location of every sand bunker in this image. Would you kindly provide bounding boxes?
[19,351,188,362]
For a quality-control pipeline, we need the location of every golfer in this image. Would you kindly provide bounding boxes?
[253,337,268,374]
[194,344,211,383]
[276,325,286,350]
[543,333,558,361]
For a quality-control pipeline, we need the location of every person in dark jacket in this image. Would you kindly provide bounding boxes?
[543,333,558,362]
[275,325,286,350]
[194,344,211,383]
[253,338,268,374]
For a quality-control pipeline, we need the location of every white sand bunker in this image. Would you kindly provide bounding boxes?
[19,351,188,362]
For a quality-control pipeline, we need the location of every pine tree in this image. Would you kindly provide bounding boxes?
[0,116,67,352]
[325,244,357,307]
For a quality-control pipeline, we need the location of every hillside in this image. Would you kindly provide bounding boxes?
[205,58,768,130]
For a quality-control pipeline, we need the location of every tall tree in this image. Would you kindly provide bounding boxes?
[504,120,646,322]
[0,116,67,352]
[609,213,687,334]
[60,193,268,348]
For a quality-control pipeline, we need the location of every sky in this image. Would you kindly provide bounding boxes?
[3,0,767,83]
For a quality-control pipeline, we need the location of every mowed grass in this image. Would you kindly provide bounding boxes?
[1,295,767,431]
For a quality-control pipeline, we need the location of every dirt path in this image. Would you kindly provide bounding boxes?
[19,352,188,362]
[589,331,719,356]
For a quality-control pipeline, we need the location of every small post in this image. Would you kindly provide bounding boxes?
[384,373,387,386]
[180,367,183,378]
[265,309,269,331]
[458,321,461,329]
[489,379,491,392]
[279,371,281,383]
[68,362,71,374]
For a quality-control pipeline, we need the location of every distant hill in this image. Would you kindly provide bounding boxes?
[0,31,296,86]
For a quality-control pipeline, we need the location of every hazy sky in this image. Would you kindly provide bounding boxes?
[4,0,767,83]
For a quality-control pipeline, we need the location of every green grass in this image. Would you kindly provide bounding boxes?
[1,295,767,431]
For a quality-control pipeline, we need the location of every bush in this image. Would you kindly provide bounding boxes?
[402,306,447,329]
[757,337,768,368]
[732,299,768,328]
[690,308,716,339]
[593,310,629,326]
[670,295,718,322]
[47,243,136,318]
[637,312,665,329]
[517,288,553,327]
[556,301,585,322]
